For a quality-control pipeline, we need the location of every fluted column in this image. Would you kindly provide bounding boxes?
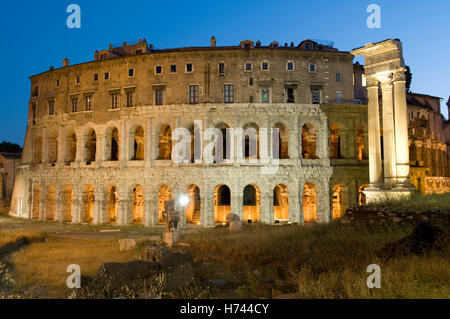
[367,77,383,187]
[381,79,397,187]
[393,69,411,187]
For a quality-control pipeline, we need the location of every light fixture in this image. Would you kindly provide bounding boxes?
[178,195,190,207]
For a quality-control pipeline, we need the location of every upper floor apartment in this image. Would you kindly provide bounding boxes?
[28,38,355,124]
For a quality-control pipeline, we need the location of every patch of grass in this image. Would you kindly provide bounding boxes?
[9,235,151,298]
[0,230,47,248]
[366,192,450,213]
[184,222,450,298]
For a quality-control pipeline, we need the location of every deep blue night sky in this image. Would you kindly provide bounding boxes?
[1,0,449,145]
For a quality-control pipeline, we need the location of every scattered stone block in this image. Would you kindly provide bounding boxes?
[229,220,242,231]
[118,238,137,251]
[163,231,180,247]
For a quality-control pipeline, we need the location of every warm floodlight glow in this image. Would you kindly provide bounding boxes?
[179,195,190,207]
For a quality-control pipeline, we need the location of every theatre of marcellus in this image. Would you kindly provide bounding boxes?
[8,37,450,227]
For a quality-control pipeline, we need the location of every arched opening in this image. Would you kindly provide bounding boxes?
[272,123,289,159]
[34,136,43,164]
[214,122,230,163]
[158,184,172,224]
[302,123,317,159]
[105,127,119,161]
[185,185,201,225]
[107,185,118,223]
[85,129,97,164]
[82,185,95,223]
[45,185,56,221]
[62,185,74,222]
[243,123,259,159]
[132,126,145,160]
[214,185,231,224]
[132,185,144,223]
[48,131,58,165]
[332,185,343,219]
[356,125,367,160]
[64,130,77,165]
[273,184,289,222]
[243,184,261,223]
[330,124,342,159]
[359,185,367,206]
[303,183,317,222]
[158,125,172,160]
[32,185,40,219]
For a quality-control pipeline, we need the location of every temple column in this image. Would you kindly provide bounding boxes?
[204,183,215,226]
[367,77,383,187]
[393,69,411,187]
[380,79,397,187]
[289,183,300,223]
[261,191,274,224]
[96,133,105,168]
[93,187,103,225]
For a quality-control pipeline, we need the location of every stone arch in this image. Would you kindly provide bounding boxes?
[45,185,56,221]
[330,124,342,159]
[303,182,317,222]
[33,135,43,164]
[359,184,368,206]
[64,129,77,165]
[157,124,172,160]
[273,184,289,222]
[132,184,144,223]
[107,185,119,223]
[214,184,231,224]
[62,185,74,222]
[105,127,119,161]
[48,130,58,165]
[272,123,289,159]
[356,125,367,160]
[82,185,95,223]
[214,122,231,162]
[185,184,201,225]
[85,128,97,164]
[243,123,259,159]
[131,126,145,161]
[243,184,261,222]
[158,184,172,223]
[32,185,40,219]
[332,185,343,219]
[301,123,318,159]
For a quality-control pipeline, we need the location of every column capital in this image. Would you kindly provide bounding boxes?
[380,80,393,91]
[392,68,407,82]
[366,75,379,88]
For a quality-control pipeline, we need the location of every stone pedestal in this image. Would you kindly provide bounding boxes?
[163,231,180,247]
[363,187,413,204]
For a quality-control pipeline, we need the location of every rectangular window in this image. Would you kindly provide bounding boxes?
[336,91,343,103]
[155,66,162,75]
[56,80,60,87]
[261,61,269,71]
[48,100,55,115]
[245,63,252,71]
[71,98,78,112]
[170,65,177,73]
[189,85,199,104]
[219,63,225,74]
[94,74,99,81]
[261,88,270,103]
[186,63,193,73]
[287,61,294,71]
[104,72,109,80]
[126,91,134,107]
[309,63,316,72]
[224,84,234,103]
[249,77,254,86]
[249,96,254,103]
[155,88,164,105]
[286,88,295,103]
[336,73,341,82]
[85,95,92,111]
[76,76,81,84]
[129,69,134,77]
[111,93,119,109]
[311,88,321,104]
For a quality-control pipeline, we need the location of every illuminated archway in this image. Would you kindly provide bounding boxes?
[62,185,74,222]
[303,183,317,222]
[82,185,95,223]
[85,129,97,164]
[243,184,261,222]
[332,185,343,219]
[214,185,231,224]
[107,185,118,223]
[302,123,317,159]
[157,125,172,160]
[185,185,201,225]
[273,184,289,222]
[132,185,144,223]
[158,184,172,224]
[45,185,56,221]
[132,126,145,160]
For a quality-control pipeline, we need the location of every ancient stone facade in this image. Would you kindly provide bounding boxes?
[8,38,450,226]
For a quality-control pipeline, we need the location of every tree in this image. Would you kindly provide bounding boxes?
[0,141,22,153]
[405,65,412,92]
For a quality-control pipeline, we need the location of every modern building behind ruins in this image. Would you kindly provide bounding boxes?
[8,37,450,226]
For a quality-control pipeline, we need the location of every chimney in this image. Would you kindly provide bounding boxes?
[63,57,70,67]
[211,36,216,47]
